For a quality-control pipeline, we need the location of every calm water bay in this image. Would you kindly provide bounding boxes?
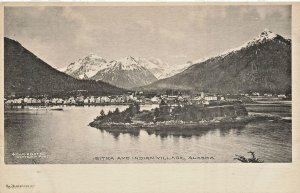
[5,103,291,164]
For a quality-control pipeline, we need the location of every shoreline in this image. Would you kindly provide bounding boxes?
[88,114,291,138]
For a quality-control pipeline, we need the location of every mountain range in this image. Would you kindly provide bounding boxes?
[61,55,193,88]
[89,56,157,89]
[141,29,291,94]
[4,37,126,97]
[5,29,291,96]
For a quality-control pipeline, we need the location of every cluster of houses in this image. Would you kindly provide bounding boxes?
[159,93,224,105]
[4,92,226,106]
[5,95,136,106]
[4,91,289,106]
[243,92,288,98]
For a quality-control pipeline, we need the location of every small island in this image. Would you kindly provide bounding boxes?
[89,100,255,135]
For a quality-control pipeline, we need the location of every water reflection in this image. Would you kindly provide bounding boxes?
[96,123,248,139]
[97,128,140,139]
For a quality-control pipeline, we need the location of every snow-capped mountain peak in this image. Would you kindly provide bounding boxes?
[61,53,109,79]
[63,53,185,80]
[136,57,173,79]
[259,29,277,39]
[112,56,141,70]
[246,29,278,46]
[118,56,137,63]
[220,29,280,57]
[91,56,158,88]
[191,29,286,65]
[142,30,291,94]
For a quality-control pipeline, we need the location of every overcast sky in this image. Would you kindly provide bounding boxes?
[5,5,291,68]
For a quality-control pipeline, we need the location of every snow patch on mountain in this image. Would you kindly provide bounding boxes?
[137,57,171,79]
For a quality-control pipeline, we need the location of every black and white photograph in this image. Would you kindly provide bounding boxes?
[4,5,292,164]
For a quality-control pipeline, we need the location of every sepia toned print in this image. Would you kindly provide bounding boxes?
[4,5,291,164]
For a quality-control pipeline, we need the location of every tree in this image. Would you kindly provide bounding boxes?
[100,109,105,117]
[134,102,140,113]
[114,108,120,115]
[159,99,167,107]
[128,102,140,116]
[124,115,132,123]
[154,108,160,118]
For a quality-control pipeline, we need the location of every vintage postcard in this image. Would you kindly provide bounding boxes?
[0,2,299,193]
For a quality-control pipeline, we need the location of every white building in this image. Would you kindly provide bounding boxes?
[278,94,286,98]
[204,96,218,101]
[56,98,64,104]
[51,98,58,104]
[84,98,90,104]
[95,97,101,104]
[101,96,110,103]
[151,96,160,103]
[90,96,96,103]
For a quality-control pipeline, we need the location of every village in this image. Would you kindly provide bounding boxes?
[4,91,289,107]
